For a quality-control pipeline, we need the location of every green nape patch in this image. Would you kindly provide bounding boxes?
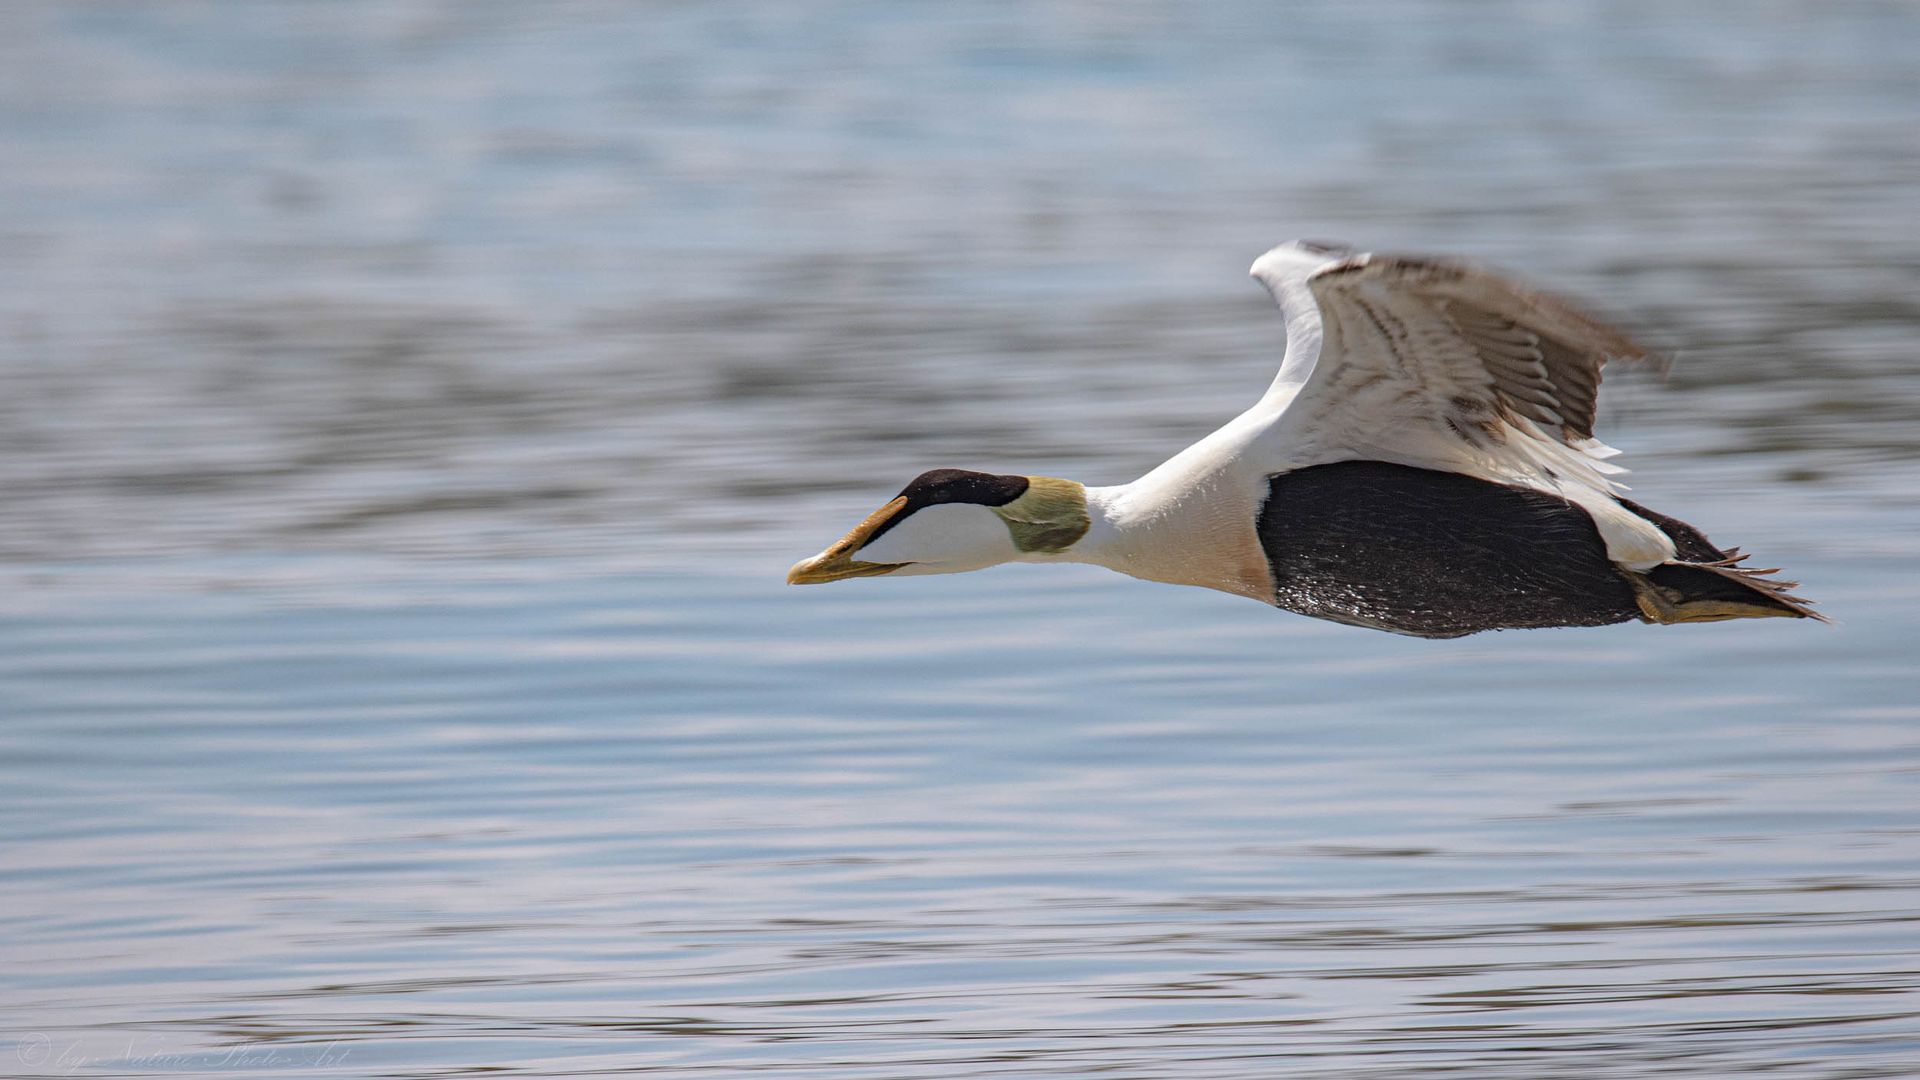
[993,477,1090,553]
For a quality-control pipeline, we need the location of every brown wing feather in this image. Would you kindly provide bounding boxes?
[1312,255,1662,446]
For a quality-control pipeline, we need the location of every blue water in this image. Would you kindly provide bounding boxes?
[4,3,1920,1077]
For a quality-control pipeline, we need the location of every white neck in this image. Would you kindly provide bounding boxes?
[1027,474,1275,603]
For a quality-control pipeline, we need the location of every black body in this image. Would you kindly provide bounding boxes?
[1257,461,1694,638]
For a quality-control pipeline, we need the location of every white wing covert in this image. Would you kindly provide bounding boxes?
[1248,241,1675,568]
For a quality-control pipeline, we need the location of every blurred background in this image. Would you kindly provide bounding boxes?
[3,3,1918,1078]
[4,0,1917,574]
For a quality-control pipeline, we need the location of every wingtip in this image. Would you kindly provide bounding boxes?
[1612,343,1676,379]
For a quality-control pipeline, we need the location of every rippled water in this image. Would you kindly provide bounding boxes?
[4,3,1920,1078]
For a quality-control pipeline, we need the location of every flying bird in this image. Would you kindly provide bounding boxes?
[788,241,1821,637]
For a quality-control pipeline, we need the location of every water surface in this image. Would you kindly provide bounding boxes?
[3,3,1919,1077]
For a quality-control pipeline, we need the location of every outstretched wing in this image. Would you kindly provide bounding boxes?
[1247,241,1673,567]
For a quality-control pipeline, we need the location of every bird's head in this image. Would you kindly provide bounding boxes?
[787,469,1090,585]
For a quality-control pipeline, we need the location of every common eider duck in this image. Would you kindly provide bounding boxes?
[788,241,1823,638]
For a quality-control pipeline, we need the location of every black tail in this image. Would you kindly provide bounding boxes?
[1617,497,1826,624]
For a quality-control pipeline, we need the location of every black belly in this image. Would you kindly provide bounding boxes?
[1256,461,1642,638]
